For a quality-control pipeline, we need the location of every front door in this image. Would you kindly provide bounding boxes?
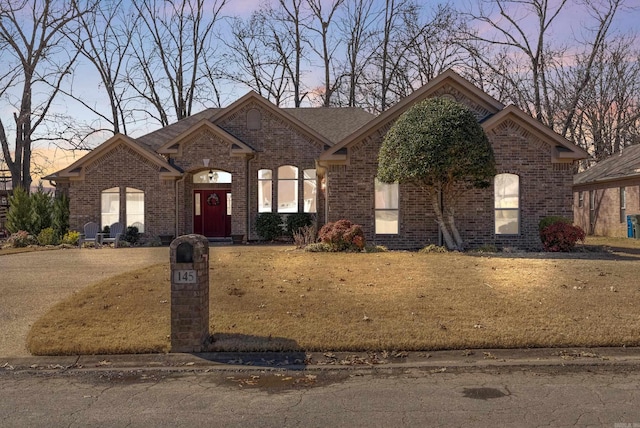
[194,190,231,237]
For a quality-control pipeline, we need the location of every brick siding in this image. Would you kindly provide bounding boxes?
[327,118,575,250]
[67,143,175,237]
[573,180,640,237]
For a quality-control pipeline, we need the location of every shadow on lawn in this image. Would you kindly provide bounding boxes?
[196,333,308,369]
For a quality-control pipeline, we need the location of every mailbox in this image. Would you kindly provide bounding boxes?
[169,234,210,352]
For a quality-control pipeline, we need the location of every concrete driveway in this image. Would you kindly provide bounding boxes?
[0,247,169,357]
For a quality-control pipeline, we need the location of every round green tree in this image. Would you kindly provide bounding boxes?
[377,97,496,250]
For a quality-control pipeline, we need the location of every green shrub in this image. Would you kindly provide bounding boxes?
[6,187,32,233]
[538,216,572,232]
[318,219,365,252]
[52,193,70,240]
[37,227,58,246]
[256,213,284,241]
[61,231,80,246]
[30,184,52,235]
[7,230,37,248]
[286,213,314,236]
[102,225,111,235]
[124,226,140,244]
[540,222,586,252]
[419,244,448,253]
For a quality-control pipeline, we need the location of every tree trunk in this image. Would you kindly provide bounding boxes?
[431,191,457,250]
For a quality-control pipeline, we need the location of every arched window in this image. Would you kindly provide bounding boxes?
[375,178,399,234]
[192,170,232,184]
[258,169,272,212]
[126,187,144,233]
[101,187,120,228]
[494,174,519,235]
[278,165,298,213]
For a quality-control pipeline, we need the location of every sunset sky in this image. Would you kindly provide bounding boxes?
[1,0,637,186]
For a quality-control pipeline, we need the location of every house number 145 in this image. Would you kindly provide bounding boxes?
[174,269,197,284]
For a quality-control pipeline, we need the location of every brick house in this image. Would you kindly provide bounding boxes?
[47,70,587,249]
[573,145,640,237]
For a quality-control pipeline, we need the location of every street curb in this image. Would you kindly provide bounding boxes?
[2,347,640,374]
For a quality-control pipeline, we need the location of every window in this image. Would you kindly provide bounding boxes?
[126,187,144,232]
[258,169,272,212]
[194,192,201,216]
[620,187,626,223]
[227,193,232,216]
[303,169,317,213]
[193,170,232,184]
[494,174,519,235]
[278,165,298,213]
[578,191,584,208]
[101,187,120,228]
[375,178,399,234]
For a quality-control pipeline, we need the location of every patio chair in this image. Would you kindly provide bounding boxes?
[79,222,101,247]
[102,222,124,247]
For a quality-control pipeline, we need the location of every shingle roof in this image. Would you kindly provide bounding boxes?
[574,144,640,185]
[136,108,220,151]
[134,105,375,152]
[283,107,375,144]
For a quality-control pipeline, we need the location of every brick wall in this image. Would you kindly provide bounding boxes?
[68,144,176,237]
[169,130,248,237]
[215,103,325,240]
[327,118,575,250]
[573,180,640,237]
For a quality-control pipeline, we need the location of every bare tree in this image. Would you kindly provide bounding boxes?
[126,0,227,126]
[222,13,292,106]
[305,0,346,106]
[64,0,137,136]
[0,0,92,190]
[335,0,379,107]
[263,0,310,107]
[465,0,624,137]
[570,36,640,161]
[464,0,569,124]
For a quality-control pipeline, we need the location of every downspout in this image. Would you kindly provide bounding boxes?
[245,154,255,243]
[438,187,443,247]
[175,174,187,239]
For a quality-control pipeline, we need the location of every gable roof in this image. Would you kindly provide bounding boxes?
[320,69,504,161]
[136,108,220,152]
[210,91,335,148]
[574,144,640,185]
[45,134,182,181]
[482,105,589,162]
[156,119,255,156]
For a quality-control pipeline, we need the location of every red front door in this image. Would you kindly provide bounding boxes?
[194,190,231,237]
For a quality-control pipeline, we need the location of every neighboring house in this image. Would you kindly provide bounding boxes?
[573,145,640,237]
[46,70,587,250]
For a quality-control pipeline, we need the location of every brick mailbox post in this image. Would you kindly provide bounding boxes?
[170,234,210,352]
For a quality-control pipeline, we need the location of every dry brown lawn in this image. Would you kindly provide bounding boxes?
[27,238,640,355]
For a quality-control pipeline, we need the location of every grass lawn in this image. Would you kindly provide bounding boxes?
[27,238,640,355]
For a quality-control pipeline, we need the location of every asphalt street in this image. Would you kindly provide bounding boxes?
[1,364,639,427]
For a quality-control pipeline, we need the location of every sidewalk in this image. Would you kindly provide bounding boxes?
[3,347,640,374]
